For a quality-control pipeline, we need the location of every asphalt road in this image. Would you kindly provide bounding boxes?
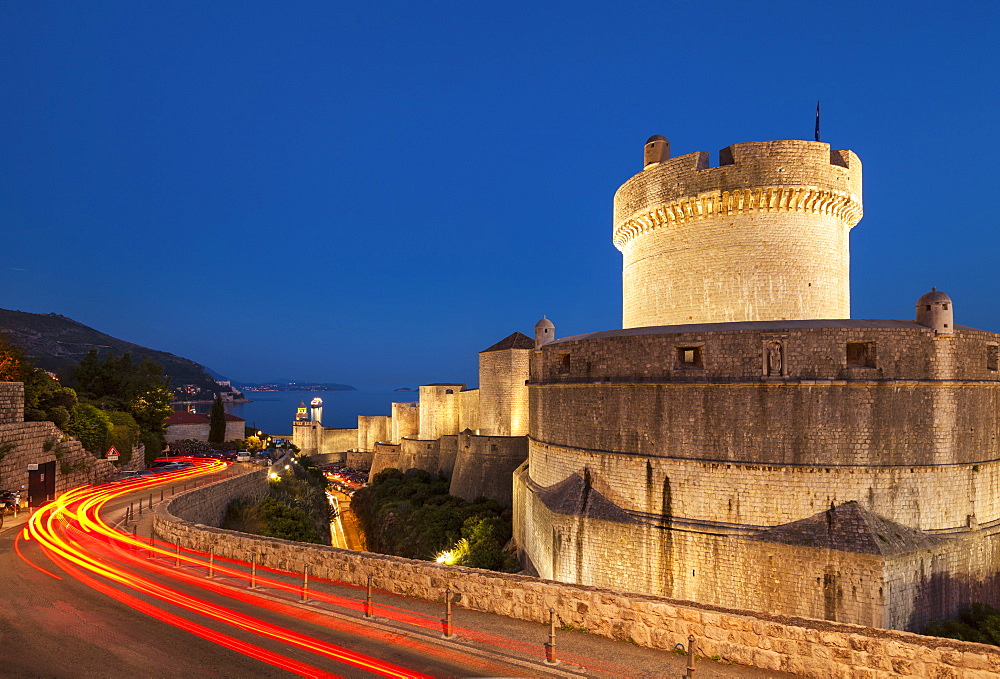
[0,467,794,678]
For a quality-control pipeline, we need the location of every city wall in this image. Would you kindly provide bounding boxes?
[369,442,401,478]
[449,432,527,505]
[153,471,1000,678]
[391,402,419,443]
[514,466,1000,632]
[357,415,390,452]
[0,381,117,494]
[526,440,1000,533]
[479,349,530,436]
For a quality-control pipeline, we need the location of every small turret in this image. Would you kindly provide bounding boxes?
[916,287,954,335]
[643,135,670,167]
[535,316,555,348]
[310,397,323,424]
[295,401,308,421]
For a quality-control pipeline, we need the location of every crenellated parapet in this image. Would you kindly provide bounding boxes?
[614,139,863,328]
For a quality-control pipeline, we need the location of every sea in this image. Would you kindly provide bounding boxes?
[223,390,418,437]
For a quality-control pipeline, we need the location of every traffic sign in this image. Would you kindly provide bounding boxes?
[105,446,120,461]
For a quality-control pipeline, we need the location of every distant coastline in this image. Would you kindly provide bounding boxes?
[236,382,357,392]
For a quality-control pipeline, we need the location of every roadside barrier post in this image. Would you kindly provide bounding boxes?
[128,502,133,521]
[138,498,143,516]
[544,607,558,665]
[174,542,180,567]
[365,574,373,618]
[686,635,696,678]
[160,488,164,502]
[250,555,257,589]
[442,586,455,638]
[148,492,153,509]
[301,565,309,603]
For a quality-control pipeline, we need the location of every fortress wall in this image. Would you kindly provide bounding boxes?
[514,469,1000,633]
[458,388,479,432]
[438,435,458,477]
[357,416,391,452]
[418,385,463,440]
[391,401,419,443]
[614,141,862,328]
[291,420,318,454]
[449,433,528,504]
[0,382,24,424]
[513,467,884,626]
[529,379,1000,468]
[538,327,1000,384]
[155,472,1000,677]
[318,427,357,455]
[478,349,530,436]
[398,437,442,475]
[526,439,1000,532]
[346,450,374,469]
[369,442,401,479]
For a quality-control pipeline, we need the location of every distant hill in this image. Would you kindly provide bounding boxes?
[234,381,356,392]
[0,308,220,392]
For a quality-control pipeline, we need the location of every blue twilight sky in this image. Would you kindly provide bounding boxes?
[1,1,998,389]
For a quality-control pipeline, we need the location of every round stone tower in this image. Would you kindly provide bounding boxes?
[614,138,863,328]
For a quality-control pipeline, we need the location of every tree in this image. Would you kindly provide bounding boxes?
[69,403,112,455]
[0,333,33,382]
[209,394,226,445]
[71,349,173,453]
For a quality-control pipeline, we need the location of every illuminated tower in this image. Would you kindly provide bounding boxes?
[295,401,308,421]
[310,397,323,425]
[614,137,863,328]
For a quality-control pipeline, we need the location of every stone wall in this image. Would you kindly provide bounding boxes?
[369,442,401,479]
[346,450,374,469]
[0,420,117,496]
[320,428,357,455]
[357,415,391,452]
[514,466,1000,632]
[478,348,530,436]
[418,385,464,440]
[153,472,1000,678]
[0,382,24,425]
[398,436,442,475]
[449,432,528,505]
[614,140,862,328]
[390,401,419,444]
[458,388,479,433]
[531,326,1000,470]
[159,467,267,526]
[526,440,1000,533]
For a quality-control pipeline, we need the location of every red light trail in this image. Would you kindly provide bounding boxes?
[16,460,633,677]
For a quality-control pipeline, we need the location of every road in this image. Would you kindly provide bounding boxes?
[0,461,791,678]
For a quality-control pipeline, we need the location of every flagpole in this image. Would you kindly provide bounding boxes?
[815,101,821,142]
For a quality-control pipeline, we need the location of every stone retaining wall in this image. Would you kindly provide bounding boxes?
[153,472,1000,678]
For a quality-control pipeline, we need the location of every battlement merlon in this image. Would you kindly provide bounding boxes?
[613,140,862,251]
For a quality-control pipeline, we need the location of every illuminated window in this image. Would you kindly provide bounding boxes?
[676,346,703,368]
